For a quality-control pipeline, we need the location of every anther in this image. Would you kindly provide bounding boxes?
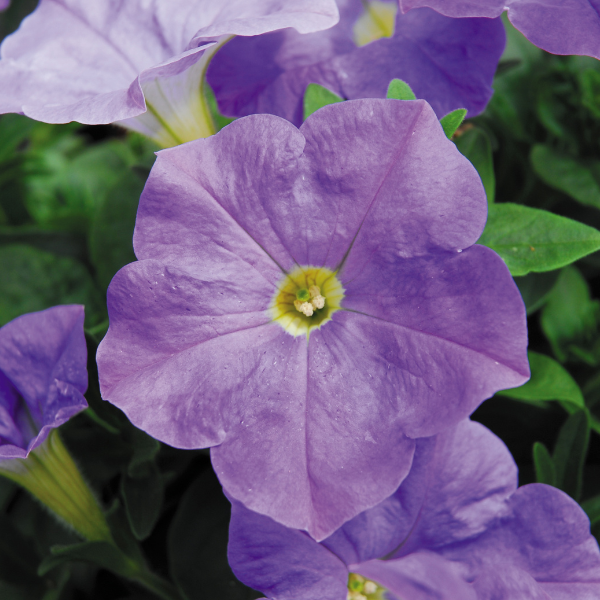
[294,300,314,316]
[309,285,326,309]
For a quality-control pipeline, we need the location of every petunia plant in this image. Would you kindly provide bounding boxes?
[228,419,600,599]
[0,0,339,147]
[97,98,529,541]
[208,0,506,126]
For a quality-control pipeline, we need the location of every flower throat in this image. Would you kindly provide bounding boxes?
[270,266,344,338]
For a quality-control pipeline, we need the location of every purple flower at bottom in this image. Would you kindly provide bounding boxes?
[0,306,88,459]
[399,0,600,60]
[208,0,505,126]
[228,419,600,600]
[97,98,528,540]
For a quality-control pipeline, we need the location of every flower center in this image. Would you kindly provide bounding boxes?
[270,266,344,337]
[353,0,397,47]
[347,573,386,600]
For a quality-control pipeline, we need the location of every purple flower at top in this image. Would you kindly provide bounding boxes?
[96,98,528,540]
[0,0,11,12]
[208,0,505,127]
[0,0,339,146]
[228,419,600,600]
[0,306,88,459]
[400,0,600,60]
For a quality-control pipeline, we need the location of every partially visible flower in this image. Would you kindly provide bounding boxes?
[208,0,505,126]
[0,306,113,543]
[0,0,11,12]
[228,419,600,600]
[97,98,528,541]
[0,0,339,146]
[399,0,600,59]
[0,305,88,459]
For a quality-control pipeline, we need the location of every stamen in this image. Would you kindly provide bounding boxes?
[294,300,314,316]
[363,581,377,595]
[309,285,326,309]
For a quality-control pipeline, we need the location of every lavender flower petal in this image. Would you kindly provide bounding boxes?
[98,100,528,538]
[399,0,600,59]
[0,306,88,459]
[209,2,505,125]
[0,0,339,144]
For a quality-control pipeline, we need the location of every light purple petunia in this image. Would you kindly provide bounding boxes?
[228,419,600,600]
[208,0,505,127]
[0,306,88,460]
[0,0,339,146]
[96,98,529,540]
[0,0,10,12]
[400,0,600,60]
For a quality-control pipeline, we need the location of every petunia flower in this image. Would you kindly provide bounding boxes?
[228,419,600,600]
[0,0,10,12]
[0,305,88,459]
[0,0,339,147]
[399,0,600,60]
[96,98,529,540]
[207,0,505,126]
[0,306,114,543]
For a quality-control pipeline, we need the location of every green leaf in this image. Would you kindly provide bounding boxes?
[38,541,133,578]
[579,69,600,119]
[0,115,35,164]
[24,140,135,233]
[168,471,260,600]
[439,108,467,139]
[541,267,600,363]
[581,494,600,526]
[0,244,105,328]
[514,270,560,315]
[478,203,600,276]
[532,442,556,486]
[0,514,40,585]
[530,144,600,210]
[89,171,144,291]
[303,84,343,121]
[498,351,584,408]
[128,428,161,478]
[204,83,235,132]
[121,466,164,541]
[455,126,495,204]
[386,79,416,101]
[552,410,590,501]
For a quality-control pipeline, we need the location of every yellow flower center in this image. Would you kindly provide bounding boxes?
[347,573,386,600]
[353,0,397,47]
[270,266,344,338]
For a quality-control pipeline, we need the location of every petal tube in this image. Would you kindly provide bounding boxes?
[0,306,88,458]
[399,0,600,60]
[228,498,348,600]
